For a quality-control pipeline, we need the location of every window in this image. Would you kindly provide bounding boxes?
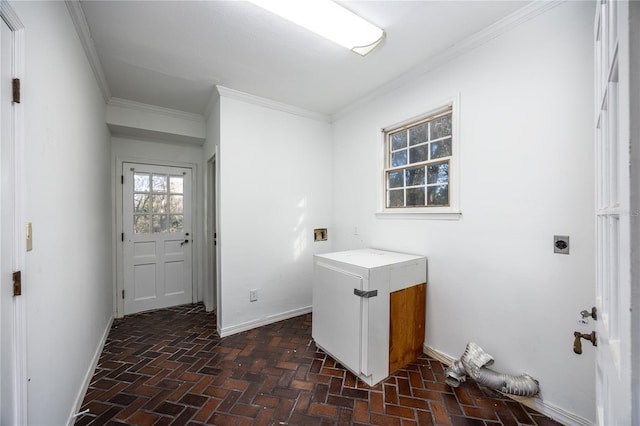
[133,172,185,233]
[383,104,456,215]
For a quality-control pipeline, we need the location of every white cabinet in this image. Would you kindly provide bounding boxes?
[312,248,427,386]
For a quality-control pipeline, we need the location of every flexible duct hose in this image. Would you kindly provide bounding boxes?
[444,342,539,397]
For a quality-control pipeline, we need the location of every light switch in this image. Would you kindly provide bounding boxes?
[26,222,32,252]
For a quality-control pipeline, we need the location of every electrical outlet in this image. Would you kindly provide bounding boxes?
[250,289,258,302]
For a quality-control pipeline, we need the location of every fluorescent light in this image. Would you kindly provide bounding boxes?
[249,0,385,56]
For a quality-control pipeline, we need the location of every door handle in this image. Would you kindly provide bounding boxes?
[181,239,189,246]
[580,307,597,320]
[573,331,597,354]
[354,289,378,298]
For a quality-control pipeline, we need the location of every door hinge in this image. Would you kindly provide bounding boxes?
[12,78,20,104]
[13,271,22,296]
[121,232,124,242]
[121,175,124,184]
[122,289,125,299]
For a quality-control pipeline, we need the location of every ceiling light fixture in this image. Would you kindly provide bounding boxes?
[249,0,385,56]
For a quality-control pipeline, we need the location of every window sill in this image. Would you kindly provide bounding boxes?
[375,210,462,221]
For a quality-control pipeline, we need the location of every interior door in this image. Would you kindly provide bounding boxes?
[123,162,193,315]
[312,262,362,374]
[594,1,632,424]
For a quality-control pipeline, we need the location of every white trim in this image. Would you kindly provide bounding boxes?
[423,345,591,426]
[332,1,565,122]
[375,211,461,221]
[218,306,312,338]
[216,85,331,123]
[1,3,27,423]
[108,97,205,123]
[64,0,111,102]
[66,316,113,426]
[377,94,461,218]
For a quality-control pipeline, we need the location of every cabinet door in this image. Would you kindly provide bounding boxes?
[312,263,363,374]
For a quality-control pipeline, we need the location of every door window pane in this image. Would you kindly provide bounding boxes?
[134,215,150,234]
[134,173,150,192]
[152,175,167,192]
[152,215,168,233]
[152,195,167,213]
[169,195,183,213]
[170,176,183,193]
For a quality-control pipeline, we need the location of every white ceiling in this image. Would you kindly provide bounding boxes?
[79,1,530,116]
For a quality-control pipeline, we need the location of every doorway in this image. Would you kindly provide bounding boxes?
[121,162,194,315]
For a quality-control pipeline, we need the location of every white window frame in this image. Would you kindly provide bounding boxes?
[376,95,461,220]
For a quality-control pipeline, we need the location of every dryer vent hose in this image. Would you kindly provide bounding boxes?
[444,342,539,397]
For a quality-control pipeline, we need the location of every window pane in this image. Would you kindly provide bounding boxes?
[392,150,407,167]
[409,145,429,164]
[388,171,404,188]
[406,188,425,206]
[170,176,183,194]
[134,173,150,192]
[152,195,166,213]
[427,185,449,206]
[430,114,452,139]
[427,161,449,184]
[409,123,427,145]
[405,167,425,186]
[134,194,149,213]
[152,175,167,192]
[152,215,168,233]
[388,189,404,207]
[391,131,407,151]
[133,215,150,234]
[169,195,183,213]
[431,138,452,159]
[169,215,183,233]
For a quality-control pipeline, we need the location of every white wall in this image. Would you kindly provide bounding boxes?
[11,2,113,424]
[331,2,595,423]
[111,136,205,307]
[204,90,333,336]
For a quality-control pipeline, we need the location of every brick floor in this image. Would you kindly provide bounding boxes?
[75,303,563,425]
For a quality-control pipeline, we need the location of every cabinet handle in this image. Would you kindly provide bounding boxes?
[354,289,378,298]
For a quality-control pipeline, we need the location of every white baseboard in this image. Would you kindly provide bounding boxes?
[423,345,592,426]
[219,306,312,337]
[67,315,114,426]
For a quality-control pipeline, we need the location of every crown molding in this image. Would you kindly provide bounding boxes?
[2,1,23,31]
[65,0,111,102]
[332,0,566,121]
[216,85,331,123]
[108,97,205,123]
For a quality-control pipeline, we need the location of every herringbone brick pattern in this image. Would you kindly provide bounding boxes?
[75,303,563,425]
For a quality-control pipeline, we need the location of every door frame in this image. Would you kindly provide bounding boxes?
[206,153,221,332]
[0,2,26,423]
[115,157,198,317]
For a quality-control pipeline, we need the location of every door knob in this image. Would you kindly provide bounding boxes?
[180,239,189,246]
[573,331,597,354]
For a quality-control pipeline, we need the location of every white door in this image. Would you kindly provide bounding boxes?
[123,163,193,315]
[312,262,363,374]
[594,1,632,424]
[0,12,25,424]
